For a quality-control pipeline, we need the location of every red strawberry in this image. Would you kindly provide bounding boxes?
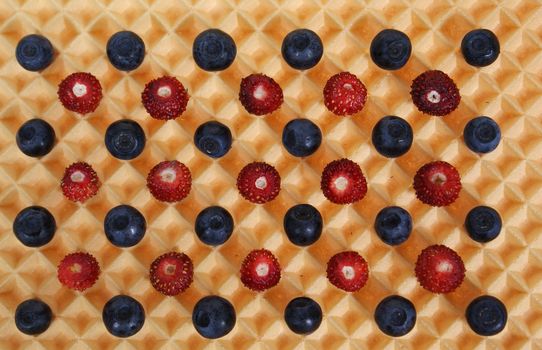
[326,251,369,292]
[239,73,283,115]
[57,252,100,291]
[150,252,193,296]
[141,76,189,120]
[321,158,367,204]
[237,162,281,204]
[413,161,461,206]
[415,244,465,293]
[240,249,281,292]
[323,72,367,116]
[58,72,103,114]
[147,160,191,202]
[410,70,460,116]
[61,162,100,202]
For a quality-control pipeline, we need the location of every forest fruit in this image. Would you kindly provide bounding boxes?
[149,252,193,296]
[15,299,53,335]
[147,160,191,202]
[102,295,145,338]
[284,297,323,335]
[283,204,323,247]
[413,161,461,207]
[16,118,55,158]
[374,295,416,337]
[466,295,507,336]
[370,29,411,70]
[193,29,236,71]
[61,162,100,203]
[106,31,145,71]
[326,251,369,292]
[321,158,367,204]
[237,162,281,204]
[13,206,56,247]
[461,29,500,67]
[415,244,465,293]
[240,249,281,292]
[58,72,103,114]
[105,119,146,160]
[323,72,367,116]
[16,34,54,71]
[194,121,232,158]
[239,74,283,115]
[141,76,189,120]
[410,70,460,116]
[463,116,501,154]
[192,296,236,339]
[195,206,234,246]
[57,252,100,291]
[281,29,323,70]
[282,118,322,157]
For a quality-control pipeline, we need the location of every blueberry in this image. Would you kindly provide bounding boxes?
[463,116,501,154]
[104,205,146,248]
[16,118,55,158]
[195,206,234,246]
[16,34,54,72]
[466,295,507,336]
[461,29,500,67]
[374,295,416,337]
[105,120,146,160]
[15,299,53,335]
[282,119,322,157]
[374,206,412,246]
[370,29,411,70]
[106,31,145,71]
[465,206,502,243]
[102,295,145,338]
[194,121,232,158]
[284,297,322,335]
[13,206,56,247]
[192,296,236,339]
[281,29,323,70]
[283,204,322,246]
[372,116,413,158]
[193,29,236,71]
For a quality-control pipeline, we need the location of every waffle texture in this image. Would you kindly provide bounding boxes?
[1,0,542,349]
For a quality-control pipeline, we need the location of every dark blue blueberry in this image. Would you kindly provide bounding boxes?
[15,299,53,335]
[105,120,146,160]
[195,206,234,246]
[16,34,54,71]
[194,121,232,158]
[374,295,416,337]
[374,206,412,246]
[193,29,236,71]
[282,119,322,157]
[465,206,502,243]
[16,118,55,158]
[466,295,507,336]
[464,116,501,154]
[13,206,56,247]
[370,29,411,70]
[284,297,322,335]
[372,116,413,158]
[104,205,146,248]
[281,29,323,70]
[461,29,500,67]
[192,296,236,339]
[102,295,145,338]
[283,204,322,246]
[106,31,145,71]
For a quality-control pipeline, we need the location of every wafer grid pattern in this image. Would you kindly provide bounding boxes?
[0,0,542,349]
